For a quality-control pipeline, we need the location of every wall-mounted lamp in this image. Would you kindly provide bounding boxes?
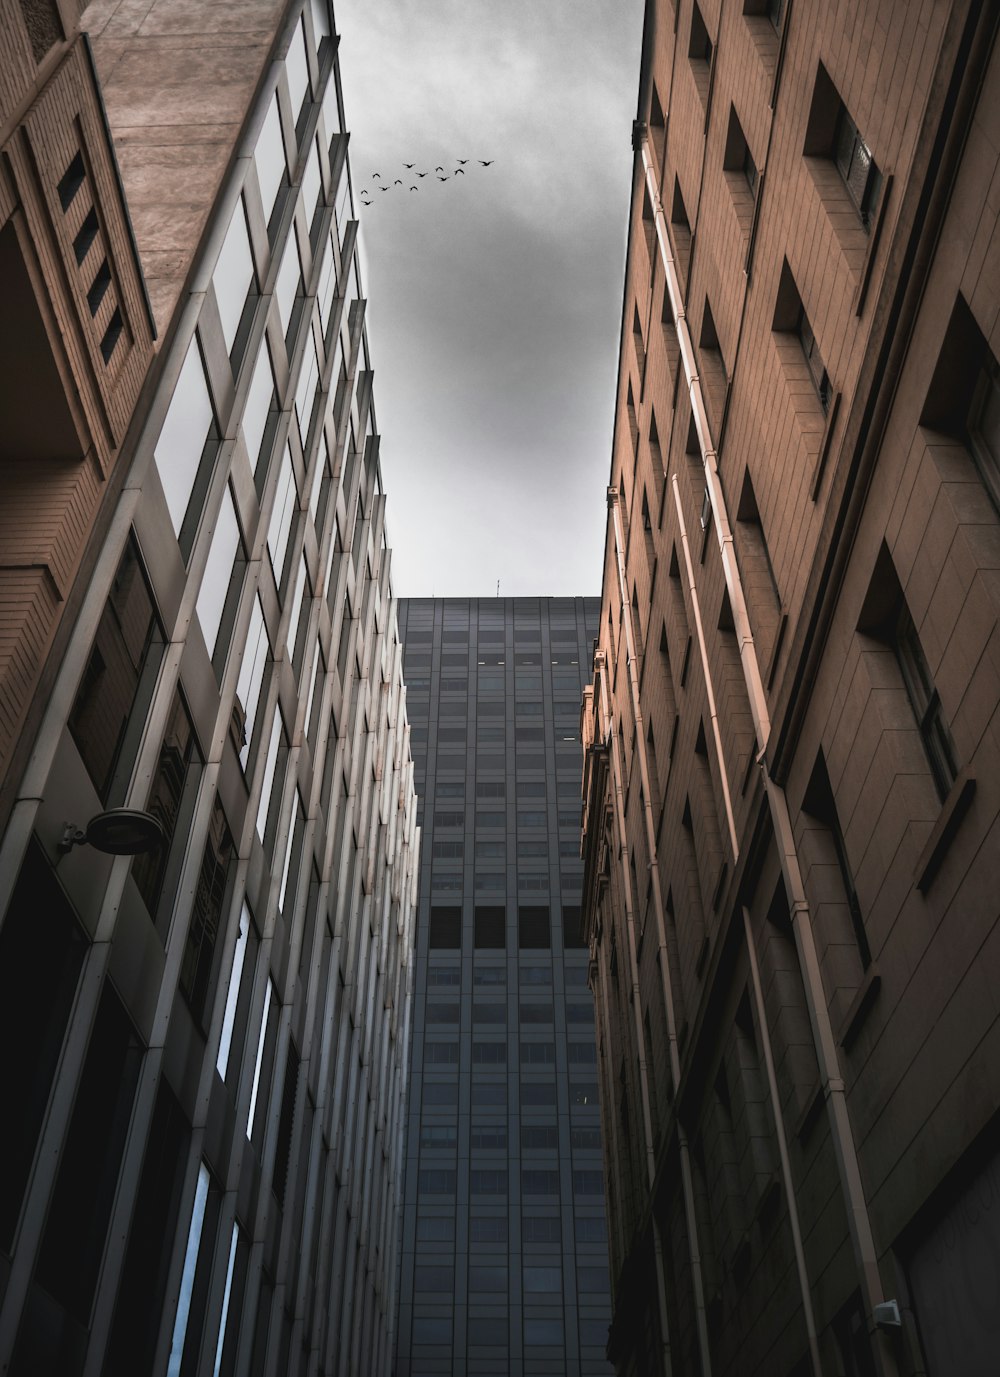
[59,808,165,857]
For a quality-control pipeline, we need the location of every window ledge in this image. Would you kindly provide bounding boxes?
[915,768,976,893]
[838,963,881,1051]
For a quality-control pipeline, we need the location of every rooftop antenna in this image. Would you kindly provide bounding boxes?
[496,579,500,597]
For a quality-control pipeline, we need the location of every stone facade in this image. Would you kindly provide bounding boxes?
[580,2,1000,1375]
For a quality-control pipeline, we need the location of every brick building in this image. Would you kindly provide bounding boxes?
[0,3,419,1374]
[580,1,1000,1375]
[0,0,155,816]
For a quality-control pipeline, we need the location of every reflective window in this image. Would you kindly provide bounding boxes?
[255,712,283,841]
[69,537,165,805]
[285,18,310,126]
[286,554,308,656]
[275,232,302,339]
[267,443,297,588]
[241,337,277,480]
[213,195,255,356]
[320,60,340,145]
[234,594,269,771]
[154,337,217,546]
[216,904,250,1077]
[167,1165,211,1373]
[317,233,336,330]
[302,136,322,227]
[195,486,242,658]
[311,0,330,43]
[254,96,287,224]
[179,794,234,1028]
[295,333,319,445]
[247,977,275,1137]
[132,692,202,934]
[212,1223,241,1377]
[335,158,350,228]
[308,432,329,523]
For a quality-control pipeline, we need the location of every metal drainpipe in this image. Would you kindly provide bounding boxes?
[742,905,823,1377]
[638,134,899,1374]
[594,652,675,1375]
[606,498,715,1377]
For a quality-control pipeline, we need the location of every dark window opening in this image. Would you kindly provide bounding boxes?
[474,905,506,949]
[804,65,883,231]
[519,905,551,950]
[429,905,462,949]
[100,307,124,365]
[68,536,166,805]
[72,207,99,265]
[689,0,712,63]
[179,796,235,1028]
[87,259,111,316]
[57,152,85,212]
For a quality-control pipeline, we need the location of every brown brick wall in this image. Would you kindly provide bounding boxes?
[582,1,1000,1373]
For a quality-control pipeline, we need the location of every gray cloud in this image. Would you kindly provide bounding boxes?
[335,0,644,596]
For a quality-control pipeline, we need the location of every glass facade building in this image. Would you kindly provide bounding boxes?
[0,5,418,1375]
[396,597,613,1377]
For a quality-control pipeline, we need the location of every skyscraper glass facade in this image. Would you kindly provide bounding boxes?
[396,596,613,1377]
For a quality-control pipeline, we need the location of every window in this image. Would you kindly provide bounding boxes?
[894,602,958,801]
[69,538,165,805]
[152,336,219,554]
[179,795,235,1027]
[723,106,758,199]
[196,486,245,668]
[522,1169,560,1195]
[922,295,1000,518]
[689,0,712,63]
[131,692,202,933]
[474,906,506,949]
[470,1216,507,1242]
[859,545,960,803]
[773,259,831,414]
[803,751,872,972]
[804,65,883,232]
[518,905,550,949]
[213,194,256,361]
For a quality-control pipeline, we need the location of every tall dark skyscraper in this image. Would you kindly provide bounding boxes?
[396,596,614,1377]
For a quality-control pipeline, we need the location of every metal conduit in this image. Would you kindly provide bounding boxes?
[637,133,898,1375]
[607,494,715,1375]
[595,650,675,1375]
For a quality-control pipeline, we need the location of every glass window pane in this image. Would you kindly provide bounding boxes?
[275,234,301,337]
[302,137,321,225]
[155,338,214,536]
[234,594,269,771]
[311,0,330,43]
[247,978,275,1137]
[241,339,276,476]
[167,1162,210,1375]
[317,233,336,330]
[196,488,241,655]
[214,196,254,354]
[254,96,286,222]
[286,555,307,656]
[295,335,319,444]
[216,905,250,1077]
[321,63,340,141]
[285,19,310,123]
[68,538,165,805]
[267,443,297,586]
[255,713,283,841]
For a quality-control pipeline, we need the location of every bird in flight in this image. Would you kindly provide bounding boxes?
[479,160,493,166]
[380,185,389,192]
[457,159,469,165]
[395,179,402,185]
[417,171,427,178]
[437,175,449,181]
[454,168,465,175]
[373,172,381,178]
[404,162,415,168]
[410,186,418,191]
[435,165,444,172]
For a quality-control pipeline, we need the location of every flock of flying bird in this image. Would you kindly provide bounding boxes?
[358,159,495,206]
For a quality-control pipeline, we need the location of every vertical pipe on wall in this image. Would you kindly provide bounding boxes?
[638,133,899,1376]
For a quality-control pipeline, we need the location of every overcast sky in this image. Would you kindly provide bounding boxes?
[333,0,644,598]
